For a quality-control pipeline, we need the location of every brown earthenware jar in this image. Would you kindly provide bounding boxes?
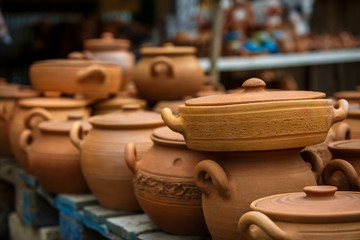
[0,84,39,157]
[20,114,91,193]
[238,186,360,240]
[125,126,211,235]
[70,105,165,210]
[9,97,89,173]
[84,32,135,91]
[323,139,360,191]
[133,43,205,102]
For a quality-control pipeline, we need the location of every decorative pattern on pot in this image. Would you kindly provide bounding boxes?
[125,126,211,235]
[238,186,360,240]
[70,105,164,210]
[19,114,91,193]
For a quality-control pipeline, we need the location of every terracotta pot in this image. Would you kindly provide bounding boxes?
[125,126,211,235]
[9,97,89,173]
[238,186,360,240]
[133,43,205,102]
[84,32,135,91]
[193,148,323,240]
[70,105,165,210]
[323,139,360,191]
[30,59,122,97]
[0,85,39,157]
[91,96,146,115]
[162,78,349,151]
[19,114,91,193]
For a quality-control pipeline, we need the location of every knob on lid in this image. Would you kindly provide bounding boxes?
[84,32,130,50]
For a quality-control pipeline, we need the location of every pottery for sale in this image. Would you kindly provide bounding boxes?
[125,126,210,235]
[238,186,360,240]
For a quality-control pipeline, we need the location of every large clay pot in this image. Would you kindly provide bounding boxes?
[84,32,135,90]
[238,186,360,240]
[323,139,360,191]
[70,105,164,210]
[133,43,205,102]
[125,126,211,235]
[193,149,323,240]
[19,114,91,193]
[9,97,89,173]
[0,84,39,157]
[162,78,349,152]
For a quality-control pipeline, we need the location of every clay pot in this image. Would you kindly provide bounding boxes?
[125,126,211,235]
[19,114,91,193]
[133,43,205,102]
[9,97,89,173]
[91,96,146,115]
[84,32,135,91]
[70,105,165,210]
[162,78,349,151]
[323,139,360,191]
[0,85,39,157]
[193,149,323,240]
[238,186,360,240]
[30,59,122,97]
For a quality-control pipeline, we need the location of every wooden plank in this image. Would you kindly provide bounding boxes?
[56,194,98,211]
[106,214,157,240]
[83,205,133,225]
[138,232,211,240]
[19,170,38,188]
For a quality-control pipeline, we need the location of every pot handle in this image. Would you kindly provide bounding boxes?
[238,211,290,240]
[0,104,9,132]
[334,122,351,141]
[323,159,360,191]
[150,56,175,78]
[161,108,184,134]
[19,128,33,152]
[70,121,85,150]
[194,160,230,199]
[24,108,53,130]
[331,99,349,124]
[300,150,324,184]
[125,142,140,174]
[77,64,107,84]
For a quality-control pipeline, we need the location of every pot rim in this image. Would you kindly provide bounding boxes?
[18,97,88,108]
[328,139,360,156]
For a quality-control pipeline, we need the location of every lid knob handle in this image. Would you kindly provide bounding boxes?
[242,78,266,92]
[101,32,114,40]
[122,104,141,111]
[67,114,83,121]
[303,186,337,198]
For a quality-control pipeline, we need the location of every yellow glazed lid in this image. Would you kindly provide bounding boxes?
[84,32,130,50]
[185,78,325,106]
[140,43,196,56]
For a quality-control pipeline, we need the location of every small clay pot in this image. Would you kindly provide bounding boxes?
[70,105,164,210]
[20,114,91,193]
[125,126,211,235]
[238,186,360,240]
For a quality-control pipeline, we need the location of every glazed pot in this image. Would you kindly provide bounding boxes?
[84,32,134,90]
[238,186,360,240]
[19,114,91,193]
[70,105,164,210]
[323,139,360,191]
[162,78,349,151]
[193,148,323,240]
[91,96,146,115]
[125,126,211,235]
[30,59,122,97]
[9,97,89,173]
[133,43,205,102]
[0,84,39,157]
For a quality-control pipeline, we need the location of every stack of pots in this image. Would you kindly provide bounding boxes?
[161,78,349,239]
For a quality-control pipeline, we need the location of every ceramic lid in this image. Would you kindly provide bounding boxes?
[84,32,130,50]
[89,104,164,128]
[140,43,196,55]
[93,97,146,109]
[18,97,87,108]
[39,114,91,133]
[0,86,39,99]
[328,139,360,157]
[185,78,326,106]
[251,186,360,223]
[32,59,118,67]
[334,91,360,101]
[151,126,185,145]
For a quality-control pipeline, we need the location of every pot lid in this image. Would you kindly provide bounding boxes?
[0,86,39,99]
[89,104,164,128]
[93,97,146,109]
[84,32,130,50]
[251,186,360,223]
[152,126,185,145]
[185,78,326,106]
[140,43,196,55]
[19,97,87,108]
[334,91,360,101]
[32,59,118,67]
[39,114,91,133]
[328,139,360,156]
